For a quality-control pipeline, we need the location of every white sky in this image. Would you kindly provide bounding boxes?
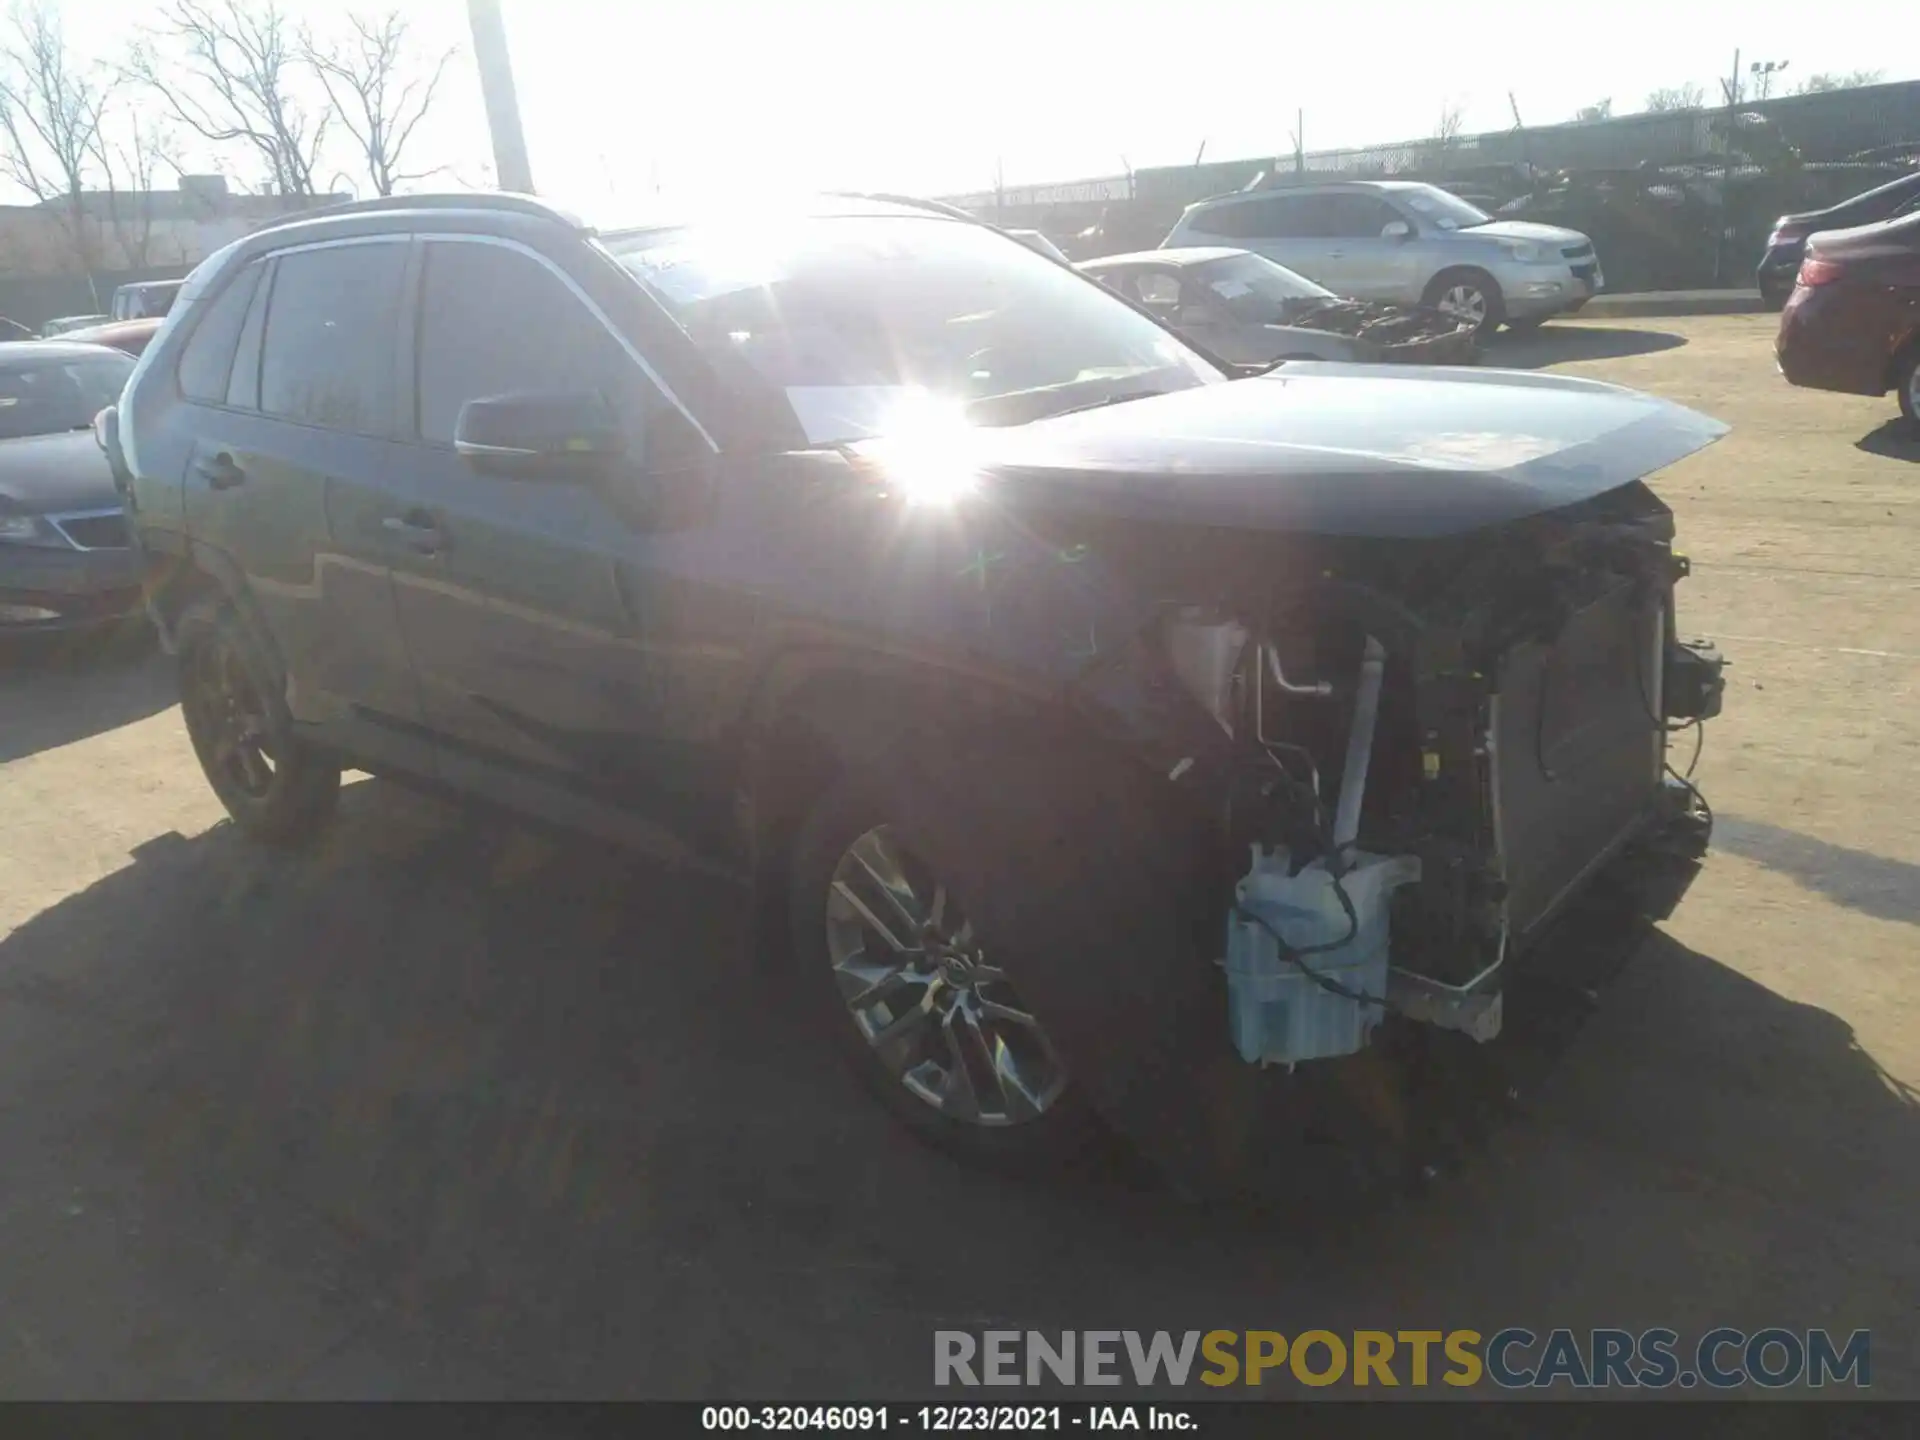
[21,0,1920,212]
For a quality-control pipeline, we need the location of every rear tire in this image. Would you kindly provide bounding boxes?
[1423,268,1506,337]
[1897,347,1920,433]
[176,597,340,846]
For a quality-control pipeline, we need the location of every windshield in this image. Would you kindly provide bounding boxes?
[0,353,132,440]
[608,214,1220,441]
[1009,230,1071,264]
[1187,252,1333,320]
[1394,184,1493,231]
[116,283,181,321]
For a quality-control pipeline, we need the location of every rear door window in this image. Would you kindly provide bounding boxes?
[1313,194,1403,238]
[257,239,408,433]
[176,262,263,403]
[1192,195,1313,240]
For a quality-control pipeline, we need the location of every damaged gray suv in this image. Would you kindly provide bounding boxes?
[109,192,1727,1199]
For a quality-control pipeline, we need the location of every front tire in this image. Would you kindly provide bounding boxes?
[1897,347,1919,433]
[783,732,1418,1203]
[1423,268,1505,337]
[176,597,340,846]
[788,770,1104,1170]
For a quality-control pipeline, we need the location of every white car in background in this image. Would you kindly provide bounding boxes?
[1163,181,1602,334]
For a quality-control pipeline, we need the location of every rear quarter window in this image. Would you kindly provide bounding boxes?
[175,262,264,403]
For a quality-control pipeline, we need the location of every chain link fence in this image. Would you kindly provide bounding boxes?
[943,79,1920,289]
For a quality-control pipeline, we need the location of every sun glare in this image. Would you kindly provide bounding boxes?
[863,389,982,507]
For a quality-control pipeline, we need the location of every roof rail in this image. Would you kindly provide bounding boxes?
[823,190,980,223]
[296,191,590,229]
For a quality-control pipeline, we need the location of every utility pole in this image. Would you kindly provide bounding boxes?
[1509,91,1532,177]
[467,0,535,193]
[1715,48,1740,285]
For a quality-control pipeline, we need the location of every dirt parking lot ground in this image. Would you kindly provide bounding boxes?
[2,315,1916,1401]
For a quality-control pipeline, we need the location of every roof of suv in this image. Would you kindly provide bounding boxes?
[234,190,977,260]
[1185,179,1432,211]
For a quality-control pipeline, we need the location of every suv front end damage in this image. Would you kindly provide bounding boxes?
[1141,482,1724,1065]
[831,362,1732,1100]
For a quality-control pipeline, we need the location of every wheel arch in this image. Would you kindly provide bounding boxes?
[739,647,1057,865]
[148,540,286,691]
[1888,326,1920,393]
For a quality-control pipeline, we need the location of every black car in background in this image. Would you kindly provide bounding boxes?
[1758,170,1920,305]
[0,341,142,635]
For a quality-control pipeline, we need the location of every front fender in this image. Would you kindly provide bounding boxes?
[732,449,1238,802]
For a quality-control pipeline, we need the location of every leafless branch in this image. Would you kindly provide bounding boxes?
[131,0,328,196]
[90,112,182,266]
[302,10,452,196]
[0,1,113,282]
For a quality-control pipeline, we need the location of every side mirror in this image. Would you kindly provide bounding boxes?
[453,390,627,481]
[1381,220,1414,242]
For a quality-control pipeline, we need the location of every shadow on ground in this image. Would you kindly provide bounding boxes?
[1485,326,1688,370]
[1855,419,1920,463]
[0,631,173,763]
[1714,815,1920,926]
[0,784,1914,1397]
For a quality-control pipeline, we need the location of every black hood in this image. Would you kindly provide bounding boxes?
[0,429,119,514]
[959,365,1726,539]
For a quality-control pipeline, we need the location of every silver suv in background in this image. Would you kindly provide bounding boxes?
[1163,181,1602,333]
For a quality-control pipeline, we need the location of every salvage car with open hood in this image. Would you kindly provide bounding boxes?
[1080,247,1480,367]
[115,192,1727,1200]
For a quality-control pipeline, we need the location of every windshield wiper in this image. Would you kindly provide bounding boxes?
[1044,388,1173,419]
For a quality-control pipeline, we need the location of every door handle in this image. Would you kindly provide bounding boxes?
[382,511,445,556]
[197,452,246,490]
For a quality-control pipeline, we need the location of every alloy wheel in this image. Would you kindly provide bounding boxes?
[1437,283,1489,327]
[187,632,278,799]
[824,824,1067,1126]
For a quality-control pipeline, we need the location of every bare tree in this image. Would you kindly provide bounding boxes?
[0,3,112,286]
[1433,102,1465,147]
[1645,83,1705,113]
[302,10,453,196]
[90,113,182,267]
[1573,98,1613,123]
[131,0,329,196]
[1796,70,1884,95]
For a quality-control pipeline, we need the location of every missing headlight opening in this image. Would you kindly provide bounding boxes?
[1157,485,1719,1065]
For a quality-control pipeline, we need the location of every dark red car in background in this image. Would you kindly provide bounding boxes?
[1757,170,1920,308]
[1776,209,1920,432]
[46,316,162,359]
